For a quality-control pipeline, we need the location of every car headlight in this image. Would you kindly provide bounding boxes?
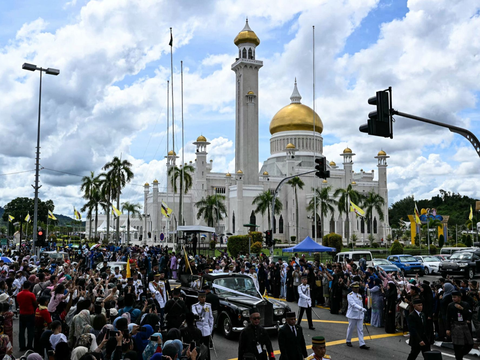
[459,263,468,267]
[404,264,410,267]
[274,308,284,316]
[242,310,250,318]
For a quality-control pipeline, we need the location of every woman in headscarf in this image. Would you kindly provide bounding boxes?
[69,308,91,345]
[133,324,154,360]
[420,282,434,344]
[369,278,385,327]
[439,282,455,341]
[384,282,398,333]
[285,266,294,302]
[71,346,88,360]
[0,334,12,360]
[142,333,162,360]
[26,353,43,360]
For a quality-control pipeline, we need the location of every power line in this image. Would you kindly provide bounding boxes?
[0,169,36,176]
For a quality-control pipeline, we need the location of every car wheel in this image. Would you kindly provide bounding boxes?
[441,272,447,278]
[420,270,425,277]
[221,314,235,339]
[424,267,429,275]
[469,269,475,279]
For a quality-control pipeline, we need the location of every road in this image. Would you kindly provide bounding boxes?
[10,273,480,360]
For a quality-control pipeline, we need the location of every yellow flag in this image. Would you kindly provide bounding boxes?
[74,207,81,220]
[25,213,30,222]
[8,215,14,222]
[112,204,122,217]
[414,203,421,225]
[349,200,365,217]
[469,205,473,221]
[126,257,131,278]
[161,201,172,218]
[48,210,57,220]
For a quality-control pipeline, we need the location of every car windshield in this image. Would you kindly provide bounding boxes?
[213,277,261,298]
[424,257,438,262]
[399,256,417,262]
[374,259,390,265]
[450,253,473,260]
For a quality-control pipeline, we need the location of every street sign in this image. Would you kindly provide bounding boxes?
[160,233,165,241]
[0,239,7,245]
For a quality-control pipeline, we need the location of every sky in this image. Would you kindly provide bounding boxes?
[0,0,479,219]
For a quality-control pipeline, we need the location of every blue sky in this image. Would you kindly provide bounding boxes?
[0,0,479,217]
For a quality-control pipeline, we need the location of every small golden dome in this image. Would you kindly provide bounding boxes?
[168,150,176,156]
[286,143,295,149]
[378,150,386,156]
[210,159,213,162]
[234,20,260,46]
[263,171,269,176]
[247,91,254,95]
[322,179,327,183]
[189,161,192,163]
[351,181,357,185]
[144,182,149,187]
[226,172,231,177]
[329,161,336,166]
[236,170,243,174]
[196,135,207,142]
[343,147,352,154]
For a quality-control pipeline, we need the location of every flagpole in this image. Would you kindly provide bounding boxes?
[169,27,177,240]
[166,80,170,244]
[312,25,318,243]
[181,60,185,227]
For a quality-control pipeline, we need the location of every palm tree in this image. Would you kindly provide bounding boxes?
[195,194,227,227]
[103,157,134,243]
[362,191,385,241]
[252,190,283,230]
[121,202,142,245]
[423,217,443,245]
[334,184,362,245]
[80,171,102,240]
[286,177,304,243]
[168,164,194,226]
[307,185,337,239]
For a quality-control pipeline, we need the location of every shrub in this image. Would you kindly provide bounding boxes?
[414,234,420,247]
[372,242,380,248]
[209,240,217,250]
[438,234,445,248]
[250,231,263,244]
[455,243,467,247]
[465,234,473,247]
[390,240,404,255]
[323,233,342,255]
[290,236,296,243]
[429,244,438,255]
[227,235,250,257]
[250,241,262,254]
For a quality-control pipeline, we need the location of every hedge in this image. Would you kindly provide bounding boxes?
[323,233,342,255]
[227,235,252,257]
[390,240,404,255]
[250,241,262,254]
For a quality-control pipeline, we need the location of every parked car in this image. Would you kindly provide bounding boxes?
[96,261,128,272]
[335,251,373,268]
[387,255,425,276]
[439,251,480,279]
[179,272,290,339]
[433,255,450,261]
[372,258,400,273]
[42,251,70,261]
[414,256,441,275]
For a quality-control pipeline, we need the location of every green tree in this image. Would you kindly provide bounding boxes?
[98,172,114,243]
[81,171,102,240]
[195,194,227,227]
[103,157,134,244]
[307,185,337,239]
[362,191,385,240]
[252,191,283,230]
[334,184,362,245]
[286,177,304,242]
[422,218,443,246]
[121,201,142,245]
[168,164,194,226]
[439,234,445,248]
[390,240,404,255]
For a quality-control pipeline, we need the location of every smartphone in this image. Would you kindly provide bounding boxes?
[139,326,146,332]
[47,350,54,356]
[105,329,110,338]
[189,341,196,352]
[150,336,158,341]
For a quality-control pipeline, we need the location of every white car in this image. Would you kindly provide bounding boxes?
[414,256,441,275]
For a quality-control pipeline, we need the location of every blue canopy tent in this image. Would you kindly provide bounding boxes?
[282,236,336,253]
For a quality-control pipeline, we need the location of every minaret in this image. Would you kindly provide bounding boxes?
[193,135,210,211]
[152,180,159,242]
[143,183,149,242]
[232,19,263,185]
[375,150,390,240]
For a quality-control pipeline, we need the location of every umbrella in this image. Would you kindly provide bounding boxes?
[90,244,100,250]
[1,257,13,263]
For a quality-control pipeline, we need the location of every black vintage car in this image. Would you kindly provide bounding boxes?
[439,251,480,279]
[179,272,290,339]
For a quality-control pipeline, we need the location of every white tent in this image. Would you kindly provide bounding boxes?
[177,225,215,233]
[120,223,137,232]
[97,221,115,233]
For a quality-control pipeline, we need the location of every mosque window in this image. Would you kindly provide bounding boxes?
[250,211,256,226]
[239,49,241,58]
[361,218,365,234]
[273,216,276,234]
[330,218,335,233]
[232,212,235,233]
[248,48,253,59]
[279,215,284,234]
[253,49,255,59]
[373,217,377,234]
[367,219,371,234]
[242,48,247,58]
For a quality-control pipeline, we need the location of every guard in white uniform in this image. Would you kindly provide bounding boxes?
[248,267,259,290]
[345,282,370,349]
[149,273,166,328]
[306,336,331,360]
[297,276,315,330]
[192,291,213,360]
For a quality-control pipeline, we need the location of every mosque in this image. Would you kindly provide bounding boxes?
[90,20,390,245]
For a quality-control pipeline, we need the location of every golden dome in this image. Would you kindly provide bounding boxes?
[322,179,327,183]
[236,170,243,174]
[378,150,386,156]
[226,172,231,177]
[247,91,254,95]
[329,161,336,166]
[168,150,176,156]
[351,181,357,185]
[263,171,269,175]
[286,143,295,149]
[144,182,149,187]
[153,179,158,183]
[196,135,207,142]
[234,20,260,46]
[270,103,323,134]
[343,147,352,154]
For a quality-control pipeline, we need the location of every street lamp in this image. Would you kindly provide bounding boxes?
[22,62,60,253]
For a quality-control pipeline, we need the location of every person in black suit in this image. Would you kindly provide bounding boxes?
[278,311,307,360]
[407,298,431,360]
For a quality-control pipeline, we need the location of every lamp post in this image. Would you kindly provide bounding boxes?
[22,63,60,253]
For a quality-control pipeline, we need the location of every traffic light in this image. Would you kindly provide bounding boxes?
[359,89,393,138]
[314,157,330,179]
[37,229,46,246]
[265,230,272,247]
